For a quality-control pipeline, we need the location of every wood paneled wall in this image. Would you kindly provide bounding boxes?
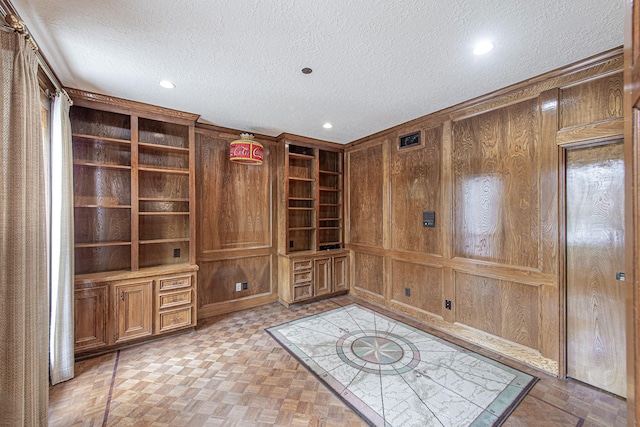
[348,143,385,247]
[195,125,279,318]
[346,48,623,375]
[452,99,540,268]
[391,126,443,255]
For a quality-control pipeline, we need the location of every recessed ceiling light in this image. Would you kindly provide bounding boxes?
[301,67,313,74]
[159,80,175,89]
[323,122,333,129]
[473,41,494,55]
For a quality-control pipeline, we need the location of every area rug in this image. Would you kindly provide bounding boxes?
[267,304,537,427]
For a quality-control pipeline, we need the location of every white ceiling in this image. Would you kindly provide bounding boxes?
[11,0,624,144]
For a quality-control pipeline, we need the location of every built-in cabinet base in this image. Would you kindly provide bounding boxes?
[74,264,198,358]
[278,250,349,307]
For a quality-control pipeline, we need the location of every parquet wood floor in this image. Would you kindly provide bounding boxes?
[49,296,627,426]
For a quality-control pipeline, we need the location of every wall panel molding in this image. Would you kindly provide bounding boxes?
[389,259,444,318]
[346,141,385,248]
[195,127,278,317]
[197,254,276,319]
[390,125,443,255]
[344,50,623,375]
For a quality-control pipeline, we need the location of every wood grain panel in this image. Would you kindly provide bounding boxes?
[455,272,540,350]
[500,280,541,351]
[73,136,131,167]
[139,200,189,213]
[74,207,131,243]
[391,126,442,254]
[114,280,153,343]
[314,257,331,296]
[198,255,272,306]
[455,273,501,336]
[452,99,540,268]
[74,286,108,351]
[196,131,272,252]
[131,116,140,271]
[633,1,640,77]
[348,144,384,247]
[626,3,640,423]
[74,166,131,206]
[139,215,189,240]
[538,89,560,362]
[390,259,443,317]
[138,118,189,148]
[556,118,624,146]
[333,255,349,292]
[137,171,188,200]
[138,241,190,268]
[353,252,384,296]
[566,142,626,397]
[560,72,623,129]
[75,246,131,275]
[138,147,188,170]
[69,106,131,140]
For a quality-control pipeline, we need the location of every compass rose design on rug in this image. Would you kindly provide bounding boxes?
[337,329,420,376]
[351,335,404,364]
[267,304,536,427]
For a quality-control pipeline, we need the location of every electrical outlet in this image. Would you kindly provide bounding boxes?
[173,248,180,258]
[405,287,410,297]
[242,282,248,290]
[445,299,452,310]
[235,282,242,292]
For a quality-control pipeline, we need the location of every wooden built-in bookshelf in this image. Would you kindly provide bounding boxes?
[277,135,348,307]
[68,89,199,356]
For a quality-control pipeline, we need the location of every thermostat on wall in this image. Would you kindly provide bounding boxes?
[423,211,435,227]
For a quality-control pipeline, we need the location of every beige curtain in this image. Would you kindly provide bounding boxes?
[49,93,74,385]
[0,30,49,426]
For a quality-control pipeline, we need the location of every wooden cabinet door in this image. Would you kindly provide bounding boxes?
[75,286,108,352]
[114,280,152,343]
[333,255,349,292]
[314,257,332,296]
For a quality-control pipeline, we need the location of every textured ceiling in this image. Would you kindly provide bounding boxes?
[11,0,624,143]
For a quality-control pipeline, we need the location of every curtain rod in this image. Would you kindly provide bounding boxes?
[2,13,72,105]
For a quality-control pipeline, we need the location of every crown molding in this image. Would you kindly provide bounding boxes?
[66,88,201,122]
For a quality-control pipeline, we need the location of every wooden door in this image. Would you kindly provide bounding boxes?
[114,280,153,343]
[74,286,108,352]
[626,1,640,420]
[566,142,626,397]
[314,257,332,296]
[333,255,349,292]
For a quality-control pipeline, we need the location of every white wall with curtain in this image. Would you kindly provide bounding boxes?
[0,28,49,426]
[49,93,74,385]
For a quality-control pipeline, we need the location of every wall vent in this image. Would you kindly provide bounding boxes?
[399,131,420,149]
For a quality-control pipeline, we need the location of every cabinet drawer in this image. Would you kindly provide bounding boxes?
[158,274,191,291]
[158,289,191,310]
[293,259,312,271]
[293,270,312,283]
[158,307,192,332]
[292,283,312,302]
